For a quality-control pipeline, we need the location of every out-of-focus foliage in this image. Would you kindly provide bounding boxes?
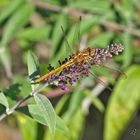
[104,65,140,140]
[0,0,140,140]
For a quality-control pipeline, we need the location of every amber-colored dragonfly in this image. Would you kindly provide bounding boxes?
[34,47,95,83]
[32,18,124,90]
[33,44,124,83]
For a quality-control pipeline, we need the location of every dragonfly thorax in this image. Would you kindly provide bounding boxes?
[72,48,95,63]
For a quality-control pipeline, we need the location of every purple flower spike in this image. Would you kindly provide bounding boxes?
[93,43,124,65]
[35,43,124,90]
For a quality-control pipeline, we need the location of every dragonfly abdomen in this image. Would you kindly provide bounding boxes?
[34,59,74,83]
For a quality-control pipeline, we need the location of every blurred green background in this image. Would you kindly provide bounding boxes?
[0,0,140,140]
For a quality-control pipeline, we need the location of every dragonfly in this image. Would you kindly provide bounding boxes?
[31,17,124,90]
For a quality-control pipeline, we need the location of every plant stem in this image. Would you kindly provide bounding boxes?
[0,82,49,121]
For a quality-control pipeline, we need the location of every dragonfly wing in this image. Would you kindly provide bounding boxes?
[71,16,82,53]
[88,69,112,91]
[101,64,127,79]
[81,61,112,91]
[60,16,82,58]
[61,26,73,56]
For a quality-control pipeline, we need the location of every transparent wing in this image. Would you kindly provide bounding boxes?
[88,69,112,91]
[71,16,82,53]
[60,16,82,58]
[101,64,127,78]
[81,61,112,91]
[61,25,73,56]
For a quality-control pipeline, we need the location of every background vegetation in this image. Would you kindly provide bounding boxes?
[0,0,140,140]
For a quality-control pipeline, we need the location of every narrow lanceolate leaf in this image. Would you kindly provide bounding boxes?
[55,116,69,135]
[123,33,133,68]
[104,65,140,140]
[27,51,39,76]
[88,32,113,47]
[27,51,40,90]
[51,14,68,58]
[0,91,9,108]
[34,94,56,136]
[0,47,12,78]
[1,4,34,46]
[28,104,69,135]
[0,0,25,23]
[17,26,51,41]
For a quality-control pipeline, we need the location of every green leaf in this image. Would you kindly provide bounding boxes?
[27,51,39,76]
[28,104,49,125]
[55,116,69,135]
[17,113,37,140]
[65,109,85,140]
[88,32,114,47]
[55,95,69,114]
[28,104,69,135]
[0,0,25,23]
[51,14,68,58]
[0,47,12,78]
[4,83,21,101]
[18,39,30,49]
[34,94,56,135]
[64,88,84,122]
[69,0,110,14]
[12,75,31,97]
[122,34,133,68]
[0,91,9,108]
[67,16,99,48]
[104,65,140,140]
[27,51,40,90]
[44,109,85,140]
[17,26,51,41]
[121,0,135,19]
[1,4,34,46]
